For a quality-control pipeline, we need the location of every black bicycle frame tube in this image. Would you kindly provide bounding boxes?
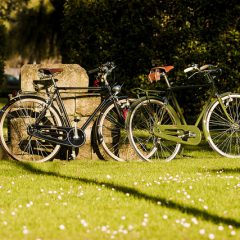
[45,85,117,132]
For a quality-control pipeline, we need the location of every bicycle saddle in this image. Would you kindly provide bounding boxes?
[150,66,174,73]
[148,66,174,82]
[38,68,63,75]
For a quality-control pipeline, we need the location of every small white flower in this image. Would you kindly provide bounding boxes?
[121,216,126,220]
[191,217,198,225]
[80,219,88,227]
[106,175,111,179]
[199,229,205,235]
[183,222,190,228]
[162,215,168,220]
[142,221,147,226]
[126,193,130,196]
[101,226,107,232]
[23,229,29,235]
[128,225,134,230]
[59,224,65,230]
[23,228,29,235]
[230,230,236,236]
[208,233,215,239]
[203,205,208,210]
[218,225,224,231]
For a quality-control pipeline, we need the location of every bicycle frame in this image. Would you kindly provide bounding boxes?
[28,73,126,149]
[151,70,235,145]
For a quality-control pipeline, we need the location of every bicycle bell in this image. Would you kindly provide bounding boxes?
[112,85,121,95]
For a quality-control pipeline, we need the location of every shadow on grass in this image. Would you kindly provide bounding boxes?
[8,160,240,228]
[209,168,240,174]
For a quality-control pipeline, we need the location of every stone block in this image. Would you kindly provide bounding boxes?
[21,64,89,92]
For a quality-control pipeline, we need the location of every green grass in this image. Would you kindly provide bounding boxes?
[0,146,239,239]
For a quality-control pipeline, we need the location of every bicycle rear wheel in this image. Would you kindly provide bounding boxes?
[0,96,62,162]
[127,97,181,162]
[94,97,138,161]
[204,94,240,158]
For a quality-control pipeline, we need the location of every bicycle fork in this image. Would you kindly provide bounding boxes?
[217,94,235,124]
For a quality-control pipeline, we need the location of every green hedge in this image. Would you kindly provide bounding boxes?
[0,23,6,84]
[61,0,240,97]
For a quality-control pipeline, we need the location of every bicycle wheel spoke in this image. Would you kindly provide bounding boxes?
[0,97,61,162]
[206,94,240,158]
[128,98,181,162]
[95,98,137,161]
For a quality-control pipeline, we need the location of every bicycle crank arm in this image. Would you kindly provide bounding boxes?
[27,125,86,147]
[153,124,202,145]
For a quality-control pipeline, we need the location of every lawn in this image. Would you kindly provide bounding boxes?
[0,146,239,239]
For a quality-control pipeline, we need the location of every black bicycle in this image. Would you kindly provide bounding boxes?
[0,62,135,162]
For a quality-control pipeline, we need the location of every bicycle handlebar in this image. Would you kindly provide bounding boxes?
[184,64,221,74]
[88,62,116,75]
[184,66,197,73]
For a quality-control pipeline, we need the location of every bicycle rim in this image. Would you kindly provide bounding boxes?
[205,94,240,158]
[0,97,62,162]
[96,98,138,161]
[128,98,181,162]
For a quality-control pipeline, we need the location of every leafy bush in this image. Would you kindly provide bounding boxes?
[61,0,240,102]
[0,23,6,85]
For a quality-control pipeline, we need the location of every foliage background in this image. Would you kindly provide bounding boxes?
[0,24,6,80]
[0,0,240,102]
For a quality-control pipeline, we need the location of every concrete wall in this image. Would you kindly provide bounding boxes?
[20,64,101,160]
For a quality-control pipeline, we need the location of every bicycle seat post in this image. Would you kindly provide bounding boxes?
[162,72,171,88]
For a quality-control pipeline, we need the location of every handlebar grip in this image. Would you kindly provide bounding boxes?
[184,67,195,73]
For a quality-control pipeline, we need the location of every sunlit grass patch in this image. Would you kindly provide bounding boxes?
[0,153,239,239]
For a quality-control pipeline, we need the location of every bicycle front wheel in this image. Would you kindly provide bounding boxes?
[0,96,62,162]
[204,94,240,158]
[94,97,138,161]
[127,97,181,162]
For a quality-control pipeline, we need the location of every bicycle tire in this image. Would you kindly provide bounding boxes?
[127,97,181,162]
[0,95,62,162]
[204,93,240,158]
[94,97,138,161]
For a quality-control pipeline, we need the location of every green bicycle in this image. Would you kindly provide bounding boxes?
[127,64,240,161]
